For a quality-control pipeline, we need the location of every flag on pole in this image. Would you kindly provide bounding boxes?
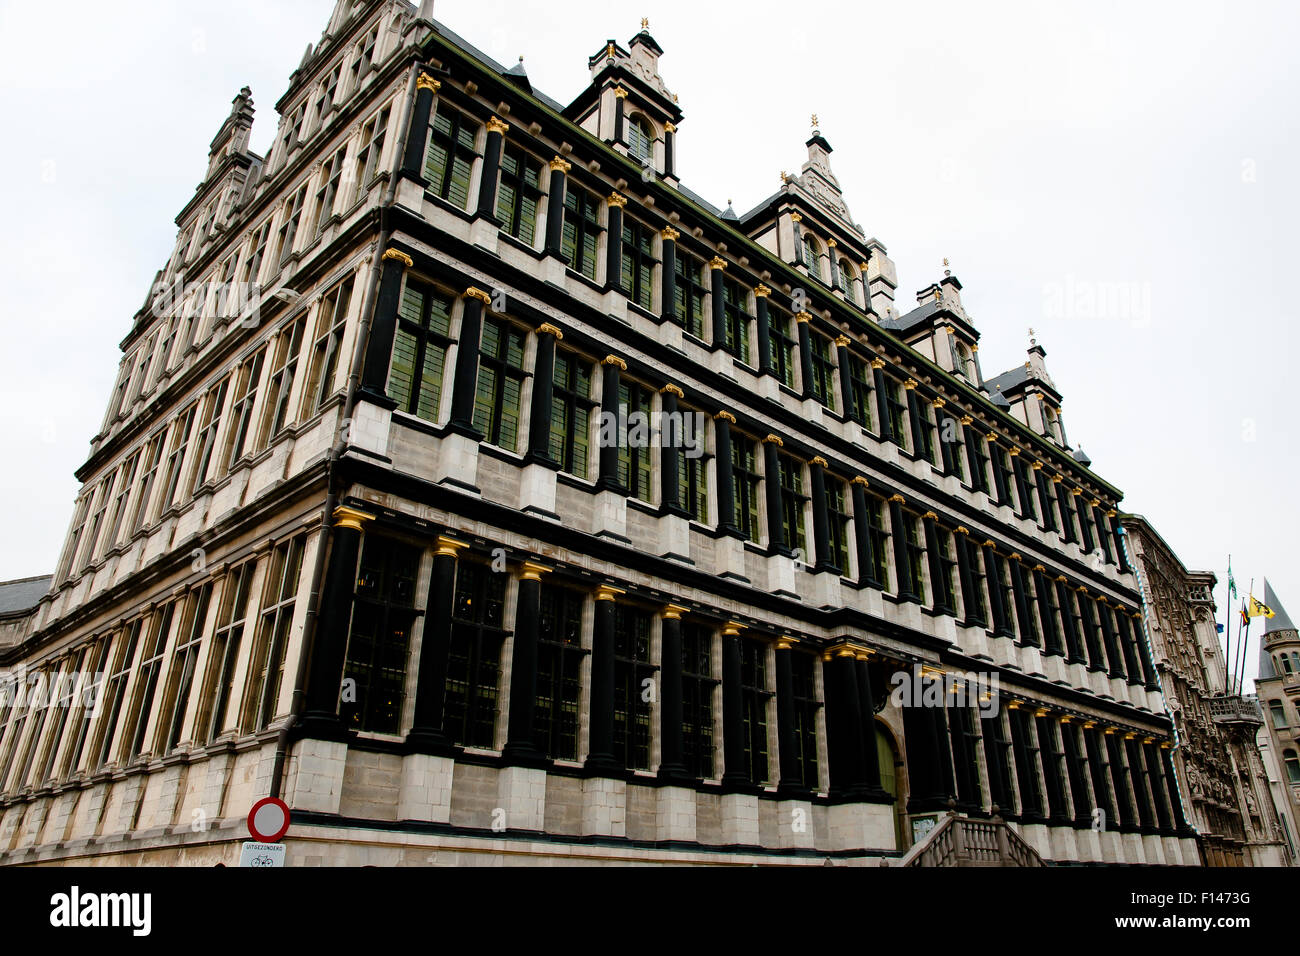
[1228,562,1238,602]
[1248,595,1276,619]
[1240,600,1250,629]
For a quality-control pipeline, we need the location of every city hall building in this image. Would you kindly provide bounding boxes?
[0,0,1200,866]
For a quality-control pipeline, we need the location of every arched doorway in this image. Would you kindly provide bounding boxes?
[875,720,906,851]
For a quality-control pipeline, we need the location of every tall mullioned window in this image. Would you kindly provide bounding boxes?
[846,353,873,427]
[242,536,306,733]
[549,349,595,478]
[199,562,256,743]
[904,513,927,603]
[223,347,266,471]
[673,250,707,339]
[535,584,586,761]
[156,405,196,520]
[388,280,454,423]
[739,637,771,785]
[351,106,390,206]
[790,652,820,790]
[676,409,709,522]
[561,184,602,281]
[681,623,716,779]
[731,435,762,544]
[424,106,479,209]
[936,529,958,614]
[472,318,528,451]
[120,602,175,762]
[768,304,797,389]
[808,332,837,411]
[865,494,891,589]
[801,235,823,280]
[446,562,507,748]
[613,606,654,771]
[778,454,807,556]
[91,620,143,769]
[826,479,852,575]
[616,380,654,502]
[343,539,420,736]
[627,115,654,165]
[187,378,228,497]
[620,217,657,311]
[158,583,212,753]
[497,145,542,245]
[886,380,909,452]
[259,317,307,446]
[721,278,752,364]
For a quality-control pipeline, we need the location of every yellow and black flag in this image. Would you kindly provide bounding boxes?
[1248,595,1276,619]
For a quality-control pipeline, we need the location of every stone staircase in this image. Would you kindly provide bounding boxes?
[898,812,1046,867]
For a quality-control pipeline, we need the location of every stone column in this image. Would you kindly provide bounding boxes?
[855,651,883,794]
[359,248,414,400]
[400,72,441,182]
[659,226,679,325]
[475,116,509,221]
[835,335,855,421]
[709,256,728,349]
[754,285,774,376]
[808,456,833,572]
[407,535,466,750]
[447,287,490,437]
[657,605,690,782]
[596,355,626,493]
[544,156,571,259]
[525,324,562,465]
[659,384,685,516]
[502,562,551,764]
[713,411,738,535]
[826,648,866,798]
[585,584,625,775]
[663,121,676,178]
[871,359,894,443]
[796,312,815,399]
[720,622,750,788]
[774,637,806,796]
[302,506,372,735]
[890,496,915,600]
[762,434,786,554]
[923,513,946,613]
[956,528,977,624]
[850,477,879,589]
[1009,558,1033,645]
[604,193,626,292]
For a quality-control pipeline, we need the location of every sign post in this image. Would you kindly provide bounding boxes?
[240,797,291,868]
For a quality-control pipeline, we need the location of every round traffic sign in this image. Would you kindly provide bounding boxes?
[247,797,291,843]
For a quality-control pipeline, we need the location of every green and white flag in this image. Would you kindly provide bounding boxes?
[1228,560,1238,601]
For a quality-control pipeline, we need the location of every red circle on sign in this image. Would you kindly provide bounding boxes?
[247,797,291,843]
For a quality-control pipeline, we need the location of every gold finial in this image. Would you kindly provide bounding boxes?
[811,113,820,132]
[641,17,649,30]
[943,258,951,277]
[780,170,789,183]
[1029,327,1037,347]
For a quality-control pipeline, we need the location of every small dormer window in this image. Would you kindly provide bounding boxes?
[802,235,823,280]
[627,115,654,165]
[954,341,972,379]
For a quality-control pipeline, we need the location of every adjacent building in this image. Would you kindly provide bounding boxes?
[0,0,1199,866]
[1255,581,1300,858]
[1122,518,1290,866]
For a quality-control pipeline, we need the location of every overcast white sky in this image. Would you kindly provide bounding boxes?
[0,0,1295,685]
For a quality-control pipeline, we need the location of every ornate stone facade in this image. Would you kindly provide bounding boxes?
[1123,515,1290,865]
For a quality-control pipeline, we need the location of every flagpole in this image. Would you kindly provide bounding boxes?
[1223,555,1234,691]
[1235,577,1254,696]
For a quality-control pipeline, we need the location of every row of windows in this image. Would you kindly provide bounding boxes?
[0,536,308,796]
[339,538,819,788]
[380,284,1130,629]
[978,711,1179,831]
[334,538,1167,814]
[59,279,356,584]
[119,98,396,440]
